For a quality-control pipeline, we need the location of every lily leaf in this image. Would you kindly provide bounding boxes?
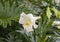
[51,7,60,18]
[46,7,51,20]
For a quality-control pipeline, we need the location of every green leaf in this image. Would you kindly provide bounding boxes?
[0,1,20,27]
[51,7,60,18]
[46,7,51,20]
[45,19,54,28]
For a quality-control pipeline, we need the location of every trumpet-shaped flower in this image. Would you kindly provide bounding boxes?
[19,12,40,32]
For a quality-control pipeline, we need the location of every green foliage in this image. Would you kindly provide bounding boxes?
[51,7,60,18]
[0,1,20,27]
[46,7,51,20]
[0,0,34,27]
[0,0,60,42]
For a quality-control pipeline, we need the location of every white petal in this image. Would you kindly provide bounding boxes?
[33,16,41,21]
[20,12,26,17]
[34,24,38,29]
[32,20,38,29]
[23,25,33,32]
[19,12,26,24]
[33,16,40,28]
[19,17,26,24]
[27,14,34,21]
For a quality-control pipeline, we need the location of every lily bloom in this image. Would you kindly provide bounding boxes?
[19,12,40,32]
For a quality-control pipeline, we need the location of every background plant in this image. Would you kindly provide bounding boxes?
[0,0,60,42]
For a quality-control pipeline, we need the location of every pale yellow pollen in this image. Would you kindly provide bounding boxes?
[24,21,32,27]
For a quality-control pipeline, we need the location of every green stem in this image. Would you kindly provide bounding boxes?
[43,35,48,42]
[33,29,37,42]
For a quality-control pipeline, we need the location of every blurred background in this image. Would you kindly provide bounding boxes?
[0,0,60,42]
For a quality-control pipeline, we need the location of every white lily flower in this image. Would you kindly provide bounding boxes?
[19,12,40,32]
